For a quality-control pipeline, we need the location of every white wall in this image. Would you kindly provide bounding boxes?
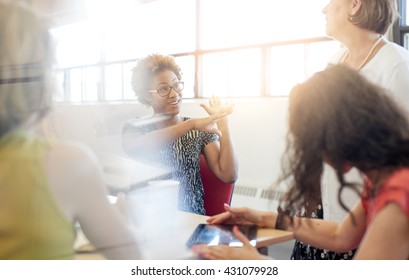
[45,97,290,211]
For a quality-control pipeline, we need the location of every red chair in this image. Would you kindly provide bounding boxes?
[200,155,235,216]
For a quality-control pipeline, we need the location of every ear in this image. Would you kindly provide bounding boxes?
[350,0,362,16]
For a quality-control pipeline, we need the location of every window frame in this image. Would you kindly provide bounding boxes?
[393,0,409,48]
[53,0,337,103]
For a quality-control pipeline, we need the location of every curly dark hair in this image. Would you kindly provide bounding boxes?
[131,54,182,106]
[278,64,409,217]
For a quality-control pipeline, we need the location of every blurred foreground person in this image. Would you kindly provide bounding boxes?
[0,3,140,259]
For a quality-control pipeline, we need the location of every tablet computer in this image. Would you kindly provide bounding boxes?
[186,224,258,248]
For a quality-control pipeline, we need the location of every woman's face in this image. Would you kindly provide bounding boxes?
[148,69,183,115]
[322,0,354,39]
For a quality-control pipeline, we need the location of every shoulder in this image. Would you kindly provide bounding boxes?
[46,140,102,174]
[363,169,409,221]
[363,42,409,95]
[376,42,409,66]
[44,140,108,221]
[328,47,346,65]
[384,168,409,190]
[378,168,409,217]
[48,140,99,162]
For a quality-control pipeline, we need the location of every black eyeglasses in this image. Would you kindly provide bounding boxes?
[147,81,184,97]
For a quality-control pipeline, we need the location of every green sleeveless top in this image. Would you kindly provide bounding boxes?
[0,131,76,259]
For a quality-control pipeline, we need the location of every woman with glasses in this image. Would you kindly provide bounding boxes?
[122,54,238,215]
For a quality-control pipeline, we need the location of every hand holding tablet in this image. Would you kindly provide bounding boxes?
[186,224,258,248]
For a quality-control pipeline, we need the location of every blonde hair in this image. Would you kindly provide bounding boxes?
[349,0,399,34]
[0,3,54,136]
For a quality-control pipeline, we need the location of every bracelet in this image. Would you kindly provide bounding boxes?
[275,212,289,230]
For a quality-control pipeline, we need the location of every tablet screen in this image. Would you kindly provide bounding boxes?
[186,224,258,248]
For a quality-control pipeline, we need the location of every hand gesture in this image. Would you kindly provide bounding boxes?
[200,96,233,117]
[192,226,268,260]
[192,96,233,138]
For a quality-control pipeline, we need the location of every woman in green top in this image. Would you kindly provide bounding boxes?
[0,2,140,260]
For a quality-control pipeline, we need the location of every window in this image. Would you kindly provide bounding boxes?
[53,21,102,68]
[174,55,195,99]
[200,0,327,49]
[202,49,261,97]
[53,0,340,102]
[394,0,409,49]
[103,0,196,62]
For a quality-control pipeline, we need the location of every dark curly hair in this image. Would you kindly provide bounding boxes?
[131,54,182,106]
[278,64,409,217]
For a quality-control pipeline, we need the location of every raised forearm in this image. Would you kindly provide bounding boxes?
[215,118,238,182]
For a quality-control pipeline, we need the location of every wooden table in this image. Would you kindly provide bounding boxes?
[75,211,293,260]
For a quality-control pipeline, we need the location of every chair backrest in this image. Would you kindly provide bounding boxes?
[200,155,235,216]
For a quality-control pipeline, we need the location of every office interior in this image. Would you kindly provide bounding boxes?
[11,0,409,259]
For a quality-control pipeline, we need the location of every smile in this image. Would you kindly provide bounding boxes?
[169,99,180,105]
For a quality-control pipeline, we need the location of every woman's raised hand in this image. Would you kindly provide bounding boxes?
[192,96,234,137]
[200,96,234,116]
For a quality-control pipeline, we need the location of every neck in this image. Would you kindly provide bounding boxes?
[345,32,382,55]
[340,32,385,70]
[364,168,395,185]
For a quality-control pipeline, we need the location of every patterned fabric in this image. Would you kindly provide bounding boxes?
[0,131,76,259]
[122,117,218,215]
[290,202,355,260]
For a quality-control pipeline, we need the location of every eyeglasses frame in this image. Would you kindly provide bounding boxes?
[147,81,184,97]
